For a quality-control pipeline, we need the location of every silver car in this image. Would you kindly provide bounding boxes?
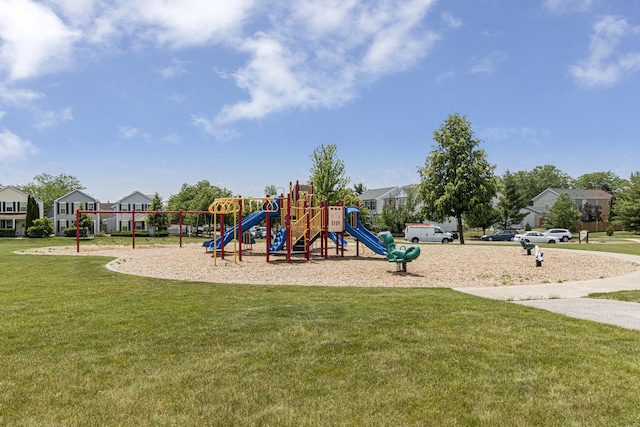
[514,231,559,244]
[544,228,572,242]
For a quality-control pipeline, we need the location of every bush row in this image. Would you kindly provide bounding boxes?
[0,228,16,237]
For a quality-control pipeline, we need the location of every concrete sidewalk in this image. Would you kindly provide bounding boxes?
[454,251,640,330]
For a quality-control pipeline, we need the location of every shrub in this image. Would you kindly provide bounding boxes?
[27,218,53,238]
[63,228,89,237]
[524,223,531,231]
[606,225,614,236]
[0,228,16,237]
[155,230,169,237]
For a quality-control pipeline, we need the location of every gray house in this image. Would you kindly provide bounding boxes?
[358,185,414,215]
[53,190,101,236]
[522,188,612,228]
[103,191,153,234]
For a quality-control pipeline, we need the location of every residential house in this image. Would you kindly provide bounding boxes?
[522,188,612,228]
[0,186,44,236]
[53,190,101,236]
[358,185,414,215]
[103,191,153,234]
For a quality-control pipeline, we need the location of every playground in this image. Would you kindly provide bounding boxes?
[24,242,639,288]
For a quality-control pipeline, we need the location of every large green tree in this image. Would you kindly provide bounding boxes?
[417,113,497,244]
[167,180,232,226]
[495,170,528,229]
[464,201,500,235]
[613,172,640,233]
[544,193,581,230]
[573,171,627,195]
[146,193,169,232]
[309,144,350,205]
[512,165,572,204]
[263,185,278,197]
[22,173,85,215]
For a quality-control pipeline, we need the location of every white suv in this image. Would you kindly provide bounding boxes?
[544,228,572,242]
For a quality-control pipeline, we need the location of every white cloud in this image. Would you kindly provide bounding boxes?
[118,126,151,141]
[0,0,80,81]
[0,85,43,106]
[1,0,441,138]
[192,115,239,142]
[215,0,439,125]
[469,51,508,75]
[116,0,255,48]
[156,59,189,79]
[0,128,38,161]
[543,0,597,14]
[35,106,73,130]
[441,12,462,29]
[570,15,640,88]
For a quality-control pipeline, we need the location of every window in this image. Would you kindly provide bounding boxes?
[120,221,130,231]
[364,200,376,211]
[86,203,95,211]
[135,221,145,231]
[20,202,27,212]
[59,220,67,233]
[5,203,13,212]
[60,204,67,214]
[135,203,143,211]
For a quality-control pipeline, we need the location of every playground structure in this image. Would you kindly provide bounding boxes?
[204,181,390,265]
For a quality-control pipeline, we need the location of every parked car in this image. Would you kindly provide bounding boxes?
[249,226,269,238]
[404,225,453,243]
[514,231,559,244]
[544,228,572,242]
[481,230,518,241]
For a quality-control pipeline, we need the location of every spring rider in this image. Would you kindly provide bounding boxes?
[377,231,421,273]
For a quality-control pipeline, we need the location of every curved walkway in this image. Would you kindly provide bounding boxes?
[454,251,640,331]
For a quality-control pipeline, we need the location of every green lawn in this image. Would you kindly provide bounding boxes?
[2,237,640,425]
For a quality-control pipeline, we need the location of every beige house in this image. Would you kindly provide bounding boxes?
[0,186,44,236]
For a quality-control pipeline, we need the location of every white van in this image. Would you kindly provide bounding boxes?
[404,225,453,244]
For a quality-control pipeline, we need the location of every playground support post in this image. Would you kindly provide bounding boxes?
[305,198,310,261]
[286,193,292,263]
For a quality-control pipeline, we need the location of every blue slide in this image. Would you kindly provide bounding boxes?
[344,207,387,256]
[328,232,347,247]
[203,210,266,250]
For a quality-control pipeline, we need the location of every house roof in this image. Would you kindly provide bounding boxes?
[584,189,612,200]
[358,186,400,201]
[54,189,100,203]
[533,188,612,202]
[115,190,153,203]
[0,185,44,202]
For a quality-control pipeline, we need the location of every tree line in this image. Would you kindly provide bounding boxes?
[5,114,640,240]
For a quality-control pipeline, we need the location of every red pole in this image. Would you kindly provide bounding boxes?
[324,201,328,259]
[238,197,243,262]
[305,198,310,261]
[220,213,225,259]
[341,201,345,257]
[132,210,135,249]
[266,207,271,263]
[76,209,80,253]
[286,192,291,263]
[179,211,183,247]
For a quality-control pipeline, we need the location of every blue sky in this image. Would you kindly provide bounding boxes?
[1,0,639,203]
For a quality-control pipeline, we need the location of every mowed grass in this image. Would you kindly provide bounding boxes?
[2,238,640,425]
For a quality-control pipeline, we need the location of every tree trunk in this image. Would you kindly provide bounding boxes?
[457,216,465,244]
